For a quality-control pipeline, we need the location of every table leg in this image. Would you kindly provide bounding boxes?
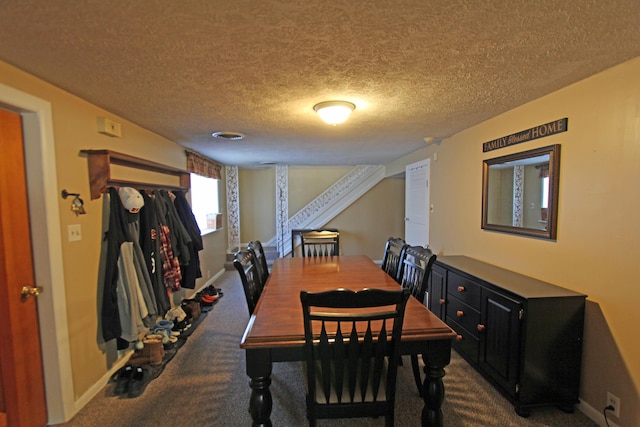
[422,360,445,426]
[420,340,451,427]
[246,348,273,426]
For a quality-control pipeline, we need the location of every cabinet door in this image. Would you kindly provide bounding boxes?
[478,288,522,398]
[428,264,447,319]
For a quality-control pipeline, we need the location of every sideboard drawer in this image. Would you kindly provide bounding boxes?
[448,318,479,362]
[448,272,481,308]
[446,296,481,339]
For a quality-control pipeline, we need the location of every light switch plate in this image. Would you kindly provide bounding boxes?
[68,224,82,242]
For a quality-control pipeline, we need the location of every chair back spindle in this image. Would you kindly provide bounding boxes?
[301,229,340,258]
[397,245,436,306]
[248,240,269,288]
[233,250,263,315]
[381,237,407,283]
[300,287,410,426]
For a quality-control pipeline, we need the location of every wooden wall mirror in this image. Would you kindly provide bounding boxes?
[482,144,560,239]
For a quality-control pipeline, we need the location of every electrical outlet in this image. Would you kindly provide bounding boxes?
[607,392,620,417]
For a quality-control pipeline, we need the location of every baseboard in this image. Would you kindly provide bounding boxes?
[67,268,226,423]
[577,399,620,427]
[201,268,225,290]
[70,349,133,421]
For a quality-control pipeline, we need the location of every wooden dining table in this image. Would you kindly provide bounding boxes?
[240,255,456,426]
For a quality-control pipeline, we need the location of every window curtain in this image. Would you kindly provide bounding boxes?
[185,149,222,179]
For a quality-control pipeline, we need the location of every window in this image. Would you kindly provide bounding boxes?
[190,173,220,233]
[541,176,549,209]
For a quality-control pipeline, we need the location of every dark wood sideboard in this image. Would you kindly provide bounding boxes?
[428,255,586,417]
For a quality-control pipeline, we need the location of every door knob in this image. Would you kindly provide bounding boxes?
[21,285,43,298]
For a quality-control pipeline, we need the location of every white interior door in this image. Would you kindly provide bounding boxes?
[405,159,430,247]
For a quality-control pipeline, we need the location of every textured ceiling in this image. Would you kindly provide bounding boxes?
[1,1,639,167]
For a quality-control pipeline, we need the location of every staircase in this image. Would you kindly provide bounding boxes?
[224,164,386,268]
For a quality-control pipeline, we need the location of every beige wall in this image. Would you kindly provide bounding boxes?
[238,167,276,242]
[239,166,405,259]
[3,52,639,425]
[326,177,405,259]
[288,166,351,213]
[0,61,228,406]
[388,56,640,426]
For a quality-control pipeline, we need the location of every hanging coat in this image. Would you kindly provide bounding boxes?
[138,191,170,314]
[116,241,149,342]
[100,188,126,342]
[153,190,184,292]
[173,190,203,288]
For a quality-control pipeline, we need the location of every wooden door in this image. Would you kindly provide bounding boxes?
[405,159,430,246]
[0,108,48,427]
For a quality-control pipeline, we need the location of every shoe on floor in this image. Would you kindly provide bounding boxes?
[127,366,154,398]
[114,365,133,396]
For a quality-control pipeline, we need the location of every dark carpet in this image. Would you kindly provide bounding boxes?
[56,271,597,426]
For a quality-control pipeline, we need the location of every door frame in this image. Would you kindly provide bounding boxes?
[405,158,431,247]
[0,83,74,423]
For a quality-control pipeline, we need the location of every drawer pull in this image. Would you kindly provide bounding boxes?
[477,324,486,332]
[439,298,446,305]
[456,310,464,317]
[456,334,463,341]
[457,285,465,292]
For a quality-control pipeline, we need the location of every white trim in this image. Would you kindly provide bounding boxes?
[0,83,74,423]
[275,165,288,257]
[73,351,132,411]
[577,399,619,427]
[266,165,385,254]
[70,267,227,417]
[225,165,240,253]
[202,268,226,289]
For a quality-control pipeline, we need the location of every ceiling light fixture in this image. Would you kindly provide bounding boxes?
[313,101,355,126]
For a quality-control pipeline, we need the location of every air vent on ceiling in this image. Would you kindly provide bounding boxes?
[211,131,245,140]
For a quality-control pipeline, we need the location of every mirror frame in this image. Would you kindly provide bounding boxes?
[482,144,561,240]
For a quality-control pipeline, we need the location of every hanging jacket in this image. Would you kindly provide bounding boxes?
[157,190,192,266]
[124,217,158,322]
[153,190,184,292]
[100,188,127,342]
[173,191,203,288]
[139,191,170,314]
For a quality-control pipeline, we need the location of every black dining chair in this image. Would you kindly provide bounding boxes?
[381,237,407,283]
[233,250,263,316]
[247,240,269,288]
[396,245,437,397]
[300,287,410,427]
[301,229,339,257]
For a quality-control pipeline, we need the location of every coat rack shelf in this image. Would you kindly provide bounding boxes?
[80,149,191,200]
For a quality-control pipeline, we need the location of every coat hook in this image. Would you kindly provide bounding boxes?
[61,189,86,216]
[61,189,80,199]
